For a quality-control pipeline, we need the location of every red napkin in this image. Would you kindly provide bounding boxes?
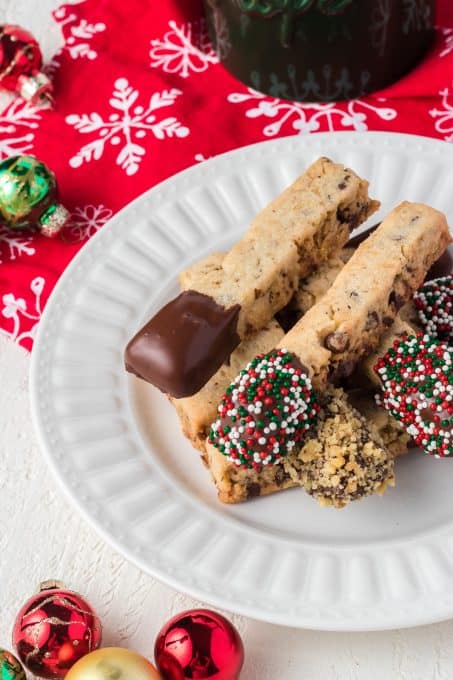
[0,0,452,350]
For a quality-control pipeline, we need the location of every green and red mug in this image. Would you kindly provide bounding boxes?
[203,0,436,101]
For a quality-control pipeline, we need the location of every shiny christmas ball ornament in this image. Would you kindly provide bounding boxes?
[0,648,26,680]
[12,581,102,679]
[0,155,69,236]
[0,24,53,105]
[65,648,162,680]
[154,609,244,680]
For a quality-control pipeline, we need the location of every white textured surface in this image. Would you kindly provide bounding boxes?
[1,1,453,678]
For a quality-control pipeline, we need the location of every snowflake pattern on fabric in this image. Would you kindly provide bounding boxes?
[0,227,35,264]
[227,89,397,136]
[429,87,453,142]
[440,28,453,58]
[194,153,210,162]
[150,19,218,78]
[65,78,190,176]
[54,6,106,60]
[1,276,45,348]
[0,98,41,159]
[64,204,113,243]
[402,0,432,34]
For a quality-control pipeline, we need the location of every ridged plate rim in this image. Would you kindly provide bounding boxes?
[30,132,453,631]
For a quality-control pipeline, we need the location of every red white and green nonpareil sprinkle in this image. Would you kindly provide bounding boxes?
[374,333,453,458]
[209,348,320,469]
[413,275,453,343]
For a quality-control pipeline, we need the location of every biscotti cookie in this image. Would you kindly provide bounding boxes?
[188,157,378,337]
[125,157,379,397]
[172,308,411,465]
[209,203,449,474]
[205,387,394,506]
[289,247,354,318]
[374,333,453,458]
[277,203,450,388]
[348,389,410,457]
[290,246,421,334]
[287,247,420,389]
[172,319,284,451]
[359,316,415,388]
[175,269,412,457]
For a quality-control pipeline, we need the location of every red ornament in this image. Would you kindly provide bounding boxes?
[0,25,53,105]
[154,609,244,680]
[12,581,102,679]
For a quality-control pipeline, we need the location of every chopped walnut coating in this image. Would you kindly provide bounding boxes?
[205,388,395,506]
[293,390,394,508]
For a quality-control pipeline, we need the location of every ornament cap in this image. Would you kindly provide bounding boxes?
[39,579,67,592]
[18,72,53,107]
[39,203,70,238]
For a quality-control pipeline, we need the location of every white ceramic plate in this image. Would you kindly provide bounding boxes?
[31,132,453,631]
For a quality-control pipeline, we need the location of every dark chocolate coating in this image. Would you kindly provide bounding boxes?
[125,291,240,398]
[426,245,453,281]
[348,222,378,249]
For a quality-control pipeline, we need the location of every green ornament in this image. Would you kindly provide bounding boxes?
[0,649,26,680]
[0,155,69,237]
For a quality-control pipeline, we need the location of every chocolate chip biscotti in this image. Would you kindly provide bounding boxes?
[348,389,411,457]
[277,202,450,388]
[172,312,409,459]
[125,157,379,397]
[286,244,421,389]
[176,213,441,506]
[172,319,283,451]
[182,157,377,339]
[209,203,448,481]
[205,387,394,506]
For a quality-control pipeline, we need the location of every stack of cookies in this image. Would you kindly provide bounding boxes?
[125,157,452,508]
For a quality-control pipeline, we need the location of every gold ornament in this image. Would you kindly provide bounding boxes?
[65,648,162,680]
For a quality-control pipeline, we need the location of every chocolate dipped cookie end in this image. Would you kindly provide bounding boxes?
[125,290,241,398]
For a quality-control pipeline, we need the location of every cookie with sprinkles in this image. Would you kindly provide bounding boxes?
[209,348,320,470]
[374,333,453,457]
[413,275,453,343]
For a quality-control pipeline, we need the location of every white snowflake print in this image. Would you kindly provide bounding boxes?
[194,153,211,163]
[370,0,391,56]
[227,88,397,136]
[54,6,106,60]
[65,78,190,176]
[402,0,432,35]
[150,19,218,78]
[0,226,35,263]
[440,28,453,59]
[0,276,45,348]
[0,98,41,159]
[429,88,453,143]
[64,204,113,243]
